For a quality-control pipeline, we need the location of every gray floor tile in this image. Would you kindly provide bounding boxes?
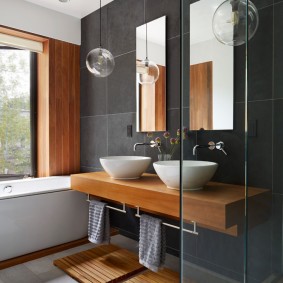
[110,235,179,272]
[111,234,139,254]
[43,275,77,283]
[47,243,96,261]
[46,250,71,261]
[76,242,97,251]
[37,268,77,283]
[60,243,97,255]
[0,265,42,283]
[164,254,179,272]
[49,276,77,283]
[24,257,55,275]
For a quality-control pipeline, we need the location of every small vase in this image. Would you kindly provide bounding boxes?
[158,154,172,161]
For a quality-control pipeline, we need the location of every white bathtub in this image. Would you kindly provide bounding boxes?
[0,176,88,261]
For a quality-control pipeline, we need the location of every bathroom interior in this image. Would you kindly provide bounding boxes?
[0,0,281,282]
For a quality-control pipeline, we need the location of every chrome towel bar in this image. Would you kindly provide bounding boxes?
[86,194,198,235]
[87,194,126,213]
[135,206,198,235]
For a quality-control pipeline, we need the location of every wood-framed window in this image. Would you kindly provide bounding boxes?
[0,45,37,179]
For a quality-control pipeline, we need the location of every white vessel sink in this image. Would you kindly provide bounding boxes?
[153,160,218,190]
[100,156,152,179]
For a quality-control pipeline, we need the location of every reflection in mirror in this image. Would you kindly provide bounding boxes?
[190,0,234,130]
[136,16,166,132]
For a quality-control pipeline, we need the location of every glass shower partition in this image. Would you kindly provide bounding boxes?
[180,0,254,282]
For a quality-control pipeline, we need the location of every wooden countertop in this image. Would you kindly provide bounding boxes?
[71,172,271,236]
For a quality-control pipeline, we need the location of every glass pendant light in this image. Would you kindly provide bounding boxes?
[212,0,259,46]
[137,23,159,85]
[86,0,115,77]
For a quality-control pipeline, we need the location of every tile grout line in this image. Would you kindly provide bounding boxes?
[114,50,135,59]
[168,34,181,40]
[81,112,137,119]
[235,97,283,104]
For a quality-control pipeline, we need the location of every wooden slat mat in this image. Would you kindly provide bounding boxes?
[53,244,146,283]
[125,268,180,283]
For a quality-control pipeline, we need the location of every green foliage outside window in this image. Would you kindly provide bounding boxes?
[0,48,31,175]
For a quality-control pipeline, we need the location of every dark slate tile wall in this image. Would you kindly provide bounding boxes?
[80,0,281,282]
[192,2,283,282]
[80,0,182,261]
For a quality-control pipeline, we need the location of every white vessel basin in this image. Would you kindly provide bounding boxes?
[153,160,218,190]
[100,156,152,179]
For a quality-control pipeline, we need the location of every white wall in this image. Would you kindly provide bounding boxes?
[0,0,81,45]
[136,38,165,66]
[190,38,234,130]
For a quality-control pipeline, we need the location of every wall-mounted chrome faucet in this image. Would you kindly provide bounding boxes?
[193,141,227,156]
[133,140,161,152]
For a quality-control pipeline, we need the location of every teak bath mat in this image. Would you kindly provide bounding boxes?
[53,244,146,283]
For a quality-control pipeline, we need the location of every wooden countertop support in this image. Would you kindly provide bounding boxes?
[71,172,180,218]
[71,172,271,237]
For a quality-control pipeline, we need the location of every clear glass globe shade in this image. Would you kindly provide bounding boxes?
[212,0,259,46]
[86,47,115,77]
[138,59,160,85]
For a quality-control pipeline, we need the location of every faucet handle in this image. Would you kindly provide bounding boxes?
[216,141,227,155]
[221,148,228,155]
[149,140,158,148]
[208,141,215,150]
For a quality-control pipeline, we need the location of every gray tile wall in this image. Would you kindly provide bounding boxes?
[249,6,283,282]
[80,0,184,173]
[80,0,183,260]
[80,0,281,282]
[193,2,283,282]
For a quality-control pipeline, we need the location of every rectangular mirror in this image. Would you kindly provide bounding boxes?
[136,16,166,132]
[190,0,234,130]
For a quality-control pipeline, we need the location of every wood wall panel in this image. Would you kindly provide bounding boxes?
[37,40,50,176]
[139,64,166,132]
[155,65,166,131]
[140,84,155,131]
[48,39,56,176]
[73,45,80,174]
[62,41,70,175]
[38,38,80,177]
[54,40,63,175]
[190,61,213,130]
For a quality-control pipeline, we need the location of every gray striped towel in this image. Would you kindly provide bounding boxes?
[139,214,166,272]
[88,200,110,245]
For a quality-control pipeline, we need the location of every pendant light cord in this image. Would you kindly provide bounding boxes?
[144,2,148,61]
[146,23,148,60]
[99,0,102,47]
